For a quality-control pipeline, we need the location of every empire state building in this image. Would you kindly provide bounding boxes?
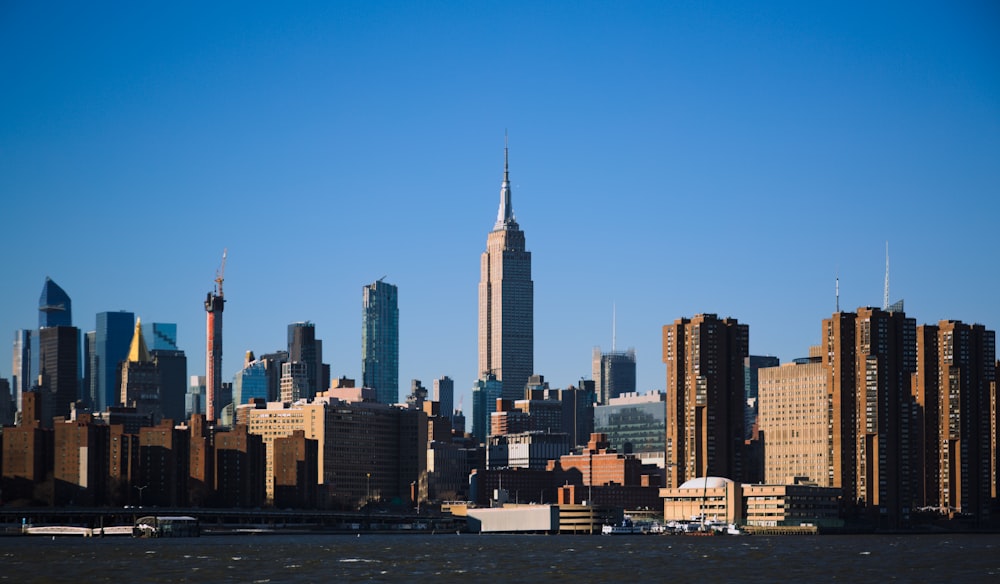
[478,138,534,401]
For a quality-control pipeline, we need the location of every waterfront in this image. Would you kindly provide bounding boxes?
[1,533,998,583]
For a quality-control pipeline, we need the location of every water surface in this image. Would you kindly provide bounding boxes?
[2,533,996,583]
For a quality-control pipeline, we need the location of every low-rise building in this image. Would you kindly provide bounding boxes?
[487,431,570,470]
[659,476,843,528]
[743,480,842,527]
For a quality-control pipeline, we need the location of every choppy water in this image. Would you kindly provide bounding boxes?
[2,533,998,583]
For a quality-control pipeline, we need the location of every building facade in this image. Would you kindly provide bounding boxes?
[92,311,135,413]
[186,375,205,418]
[744,355,780,439]
[143,322,178,351]
[822,306,917,527]
[38,325,79,427]
[204,281,224,423]
[279,361,310,404]
[12,329,33,416]
[478,140,533,401]
[472,374,503,444]
[594,391,666,469]
[120,319,162,424]
[38,277,72,328]
[593,348,636,405]
[758,358,829,485]
[433,375,454,422]
[233,354,269,409]
[362,280,399,405]
[560,383,596,448]
[913,320,995,521]
[214,424,265,508]
[487,431,570,470]
[240,395,427,508]
[663,314,749,487]
[288,321,324,399]
[152,348,187,423]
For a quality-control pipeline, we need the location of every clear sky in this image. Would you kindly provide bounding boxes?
[2,2,998,413]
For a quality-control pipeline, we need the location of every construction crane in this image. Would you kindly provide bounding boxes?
[215,248,227,297]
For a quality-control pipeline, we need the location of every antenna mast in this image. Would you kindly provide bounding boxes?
[883,242,889,311]
[612,302,617,352]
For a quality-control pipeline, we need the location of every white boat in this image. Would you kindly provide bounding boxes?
[601,516,651,535]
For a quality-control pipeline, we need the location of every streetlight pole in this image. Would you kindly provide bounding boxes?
[134,484,147,507]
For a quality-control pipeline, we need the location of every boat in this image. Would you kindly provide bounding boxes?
[601,516,651,535]
[133,515,200,538]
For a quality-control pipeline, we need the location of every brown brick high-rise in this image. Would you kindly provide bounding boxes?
[913,320,995,522]
[663,314,748,488]
[823,307,916,527]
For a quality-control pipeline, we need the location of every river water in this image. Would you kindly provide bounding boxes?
[1,533,997,583]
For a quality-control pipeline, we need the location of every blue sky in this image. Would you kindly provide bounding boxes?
[2,1,998,412]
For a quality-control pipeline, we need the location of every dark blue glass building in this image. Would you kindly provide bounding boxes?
[94,311,135,412]
[144,322,178,351]
[38,277,72,328]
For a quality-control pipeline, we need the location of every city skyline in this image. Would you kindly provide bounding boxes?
[1,3,997,414]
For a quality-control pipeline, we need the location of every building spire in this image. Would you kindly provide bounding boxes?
[835,272,840,313]
[128,317,150,363]
[495,131,515,229]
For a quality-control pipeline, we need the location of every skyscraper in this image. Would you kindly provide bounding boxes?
[592,347,637,405]
[38,325,79,426]
[912,320,995,522]
[144,322,178,351]
[205,250,226,422]
[471,373,503,444]
[280,361,309,403]
[11,329,33,414]
[152,347,187,423]
[363,280,399,405]
[36,277,78,426]
[743,355,780,439]
[478,138,533,401]
[758,357,828,484]
[234,351,269,407]
[433,375,454,421]
[288,322,323,399]
[662,313,749,488]
[120,318,161,423]
[93,311,135,412]
[38,277,72,328]
[82,330,95,410]
[140,321,184,421]
[186,375,206,418]
[0,378,13,426]
[822,306,916,527]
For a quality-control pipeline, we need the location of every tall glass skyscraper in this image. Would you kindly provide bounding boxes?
[362,280,399,405]
[144,322,178,351]
[471,373,502,444]
[233,357,269,407]
[433,375,454,420]
[478,138,533,401]
[93,311,135,412]
[592,348,637,405]
[38,277,72,328]
[11,329,33,414]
